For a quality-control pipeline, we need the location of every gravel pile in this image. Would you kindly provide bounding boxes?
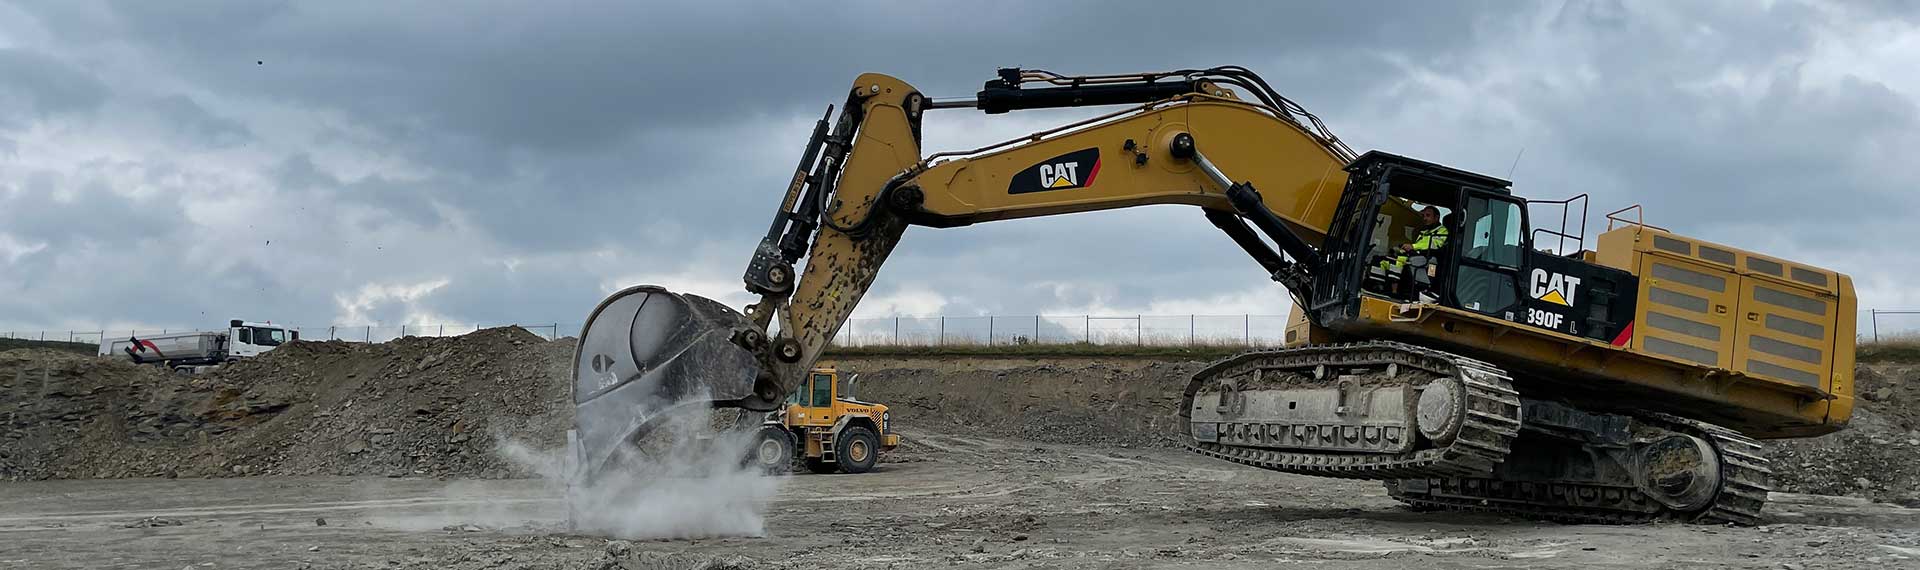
[4,335,1919,507]
[843,357,1205,448]
[0,326,574,480]
[1770,363,1920,504]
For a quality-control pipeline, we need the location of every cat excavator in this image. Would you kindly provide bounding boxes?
[571,67,1856,525]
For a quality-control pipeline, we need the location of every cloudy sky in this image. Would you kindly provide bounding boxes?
[2,1,1917,336]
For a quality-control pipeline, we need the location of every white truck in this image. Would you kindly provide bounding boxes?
[98,320,298,373]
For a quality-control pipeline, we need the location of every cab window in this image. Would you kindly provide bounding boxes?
[237,327,253,344]
[809,373,834,407]
[254,328,287,346]
[1460,197,1524,267]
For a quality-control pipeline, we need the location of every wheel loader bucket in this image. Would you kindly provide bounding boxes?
[570,285,765,480]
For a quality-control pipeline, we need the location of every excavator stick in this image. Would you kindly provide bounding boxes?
[569,285,775,481]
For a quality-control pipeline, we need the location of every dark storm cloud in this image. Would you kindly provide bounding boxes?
[0,0,1915,333]
[17,1,1488,161]
[145,94,252,146]
[0,173,186,247]
[0,48,107,121]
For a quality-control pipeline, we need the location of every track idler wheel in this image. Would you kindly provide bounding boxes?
[1415,379,1464,446]
[1635,433,1723,512]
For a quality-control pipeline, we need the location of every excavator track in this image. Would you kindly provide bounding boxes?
[1183,341,1522,480]
[1384,413,1772,525]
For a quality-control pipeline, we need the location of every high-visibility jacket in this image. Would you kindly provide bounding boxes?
[1381,225,1449,271]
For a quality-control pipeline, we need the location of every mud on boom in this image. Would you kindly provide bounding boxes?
[572,66,1854,524]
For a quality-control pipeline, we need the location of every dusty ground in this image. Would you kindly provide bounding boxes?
[5,335,1920,568]
[4,430,1917,570]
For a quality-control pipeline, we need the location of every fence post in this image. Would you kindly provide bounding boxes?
[552,324,559,339]
[939,316,945,346]
[366,325,372,342]
[440,324,445,337]
[987,317,993,346]
[894,317,899,344]
[1245,314,1250,344]
[1189,315,1195,346]
[1084,316,1090,343]
[1136,315,1142,345]
[1035,315,1041,343]
[1871,309,1878,342]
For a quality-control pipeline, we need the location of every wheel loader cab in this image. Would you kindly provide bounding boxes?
[785,370,839,428]
[1315,152,1637,343]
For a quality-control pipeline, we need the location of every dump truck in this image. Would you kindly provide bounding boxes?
[570,67,1853,525]
[100,320,297,373]
[746,367,899,474]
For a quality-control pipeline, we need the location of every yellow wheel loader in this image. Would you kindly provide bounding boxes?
[746,367,899,474]
[571,67,1854,525]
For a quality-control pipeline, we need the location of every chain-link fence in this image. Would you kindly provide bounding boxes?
[835,314,1292,347]
[5,308,1917,349]
[1867,309,1920,342]
[0,324,573,347]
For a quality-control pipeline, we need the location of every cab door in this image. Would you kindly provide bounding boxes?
[792,372,837,428]
[1447,192,1528,319]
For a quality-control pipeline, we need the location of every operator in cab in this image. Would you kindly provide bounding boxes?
[1381,205,1449,298]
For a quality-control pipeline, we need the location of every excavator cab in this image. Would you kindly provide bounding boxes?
[1311,152,1636,344]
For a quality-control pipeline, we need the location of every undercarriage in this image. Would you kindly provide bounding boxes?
[1183,341,1772,524]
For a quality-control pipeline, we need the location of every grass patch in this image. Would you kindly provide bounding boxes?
[831,338,1920,365]
[0,337,100,356]
[822,342,1263,361]
[1859,337,1920,364]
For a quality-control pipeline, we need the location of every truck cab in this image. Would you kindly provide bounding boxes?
[226,320,296,358]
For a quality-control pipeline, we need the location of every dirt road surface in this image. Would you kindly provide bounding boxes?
[5,430,1917,570]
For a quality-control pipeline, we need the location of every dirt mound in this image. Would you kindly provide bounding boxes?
[836,356,1203,448]
[1769,363,1920,504]
[838,355,1920,504]
[8,335,1920,507]
[0,327,575,480]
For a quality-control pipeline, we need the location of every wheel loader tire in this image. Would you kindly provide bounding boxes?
[803,458,839,474]
[747,425,795,475]
[836,425,881,474]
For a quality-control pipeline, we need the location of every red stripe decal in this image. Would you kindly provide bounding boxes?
[1610,321,1634,347]
[1084,158,1101,186]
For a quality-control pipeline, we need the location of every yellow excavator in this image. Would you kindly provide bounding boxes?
[571,67,1854,525]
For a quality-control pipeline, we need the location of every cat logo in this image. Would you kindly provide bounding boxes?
[1040,162,1081,189]
[1008,148,1101,194]
[1529,268,1582,306]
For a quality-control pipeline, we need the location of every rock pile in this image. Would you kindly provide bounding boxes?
[0,326,573,480]
[4,336,1920,508]
[1771,363,1920,504]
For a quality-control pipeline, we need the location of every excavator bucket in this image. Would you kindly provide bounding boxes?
[570,285,766,480]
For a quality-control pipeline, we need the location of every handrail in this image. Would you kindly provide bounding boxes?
[1530,228,1585,256]
[1605,204,1671,232]
[1526,193,1589,255]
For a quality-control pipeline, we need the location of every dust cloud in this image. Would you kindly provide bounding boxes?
[499,400,784,540]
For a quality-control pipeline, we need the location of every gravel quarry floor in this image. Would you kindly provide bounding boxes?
[4,430,1919,569]
[6,334,1920,568]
